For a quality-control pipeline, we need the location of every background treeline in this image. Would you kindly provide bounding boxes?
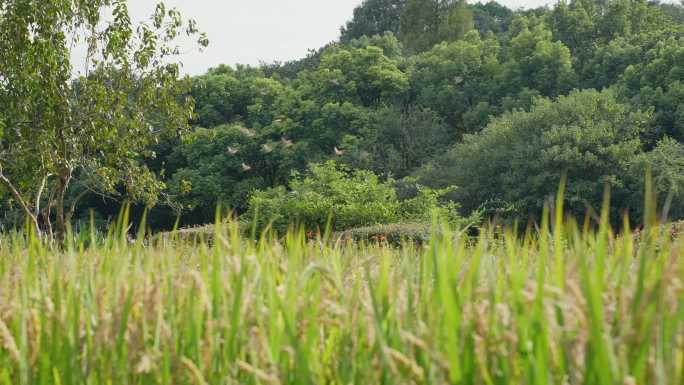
[2,0,684,233]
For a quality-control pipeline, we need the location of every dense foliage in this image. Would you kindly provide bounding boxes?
[243,161,463,233]
[2,0,684,232]
[3,2,684,384]
[0,0,207,238]
[419,89,649,219]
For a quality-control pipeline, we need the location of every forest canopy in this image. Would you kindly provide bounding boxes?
[1,0,684,233]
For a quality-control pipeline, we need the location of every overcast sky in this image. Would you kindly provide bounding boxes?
[126,0,559,75]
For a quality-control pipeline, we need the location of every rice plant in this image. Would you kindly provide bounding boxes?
[0,203,683,384]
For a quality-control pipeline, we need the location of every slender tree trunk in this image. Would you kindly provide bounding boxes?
[42,202,54,241]
[55,168,72,241]
[41,187,56,241]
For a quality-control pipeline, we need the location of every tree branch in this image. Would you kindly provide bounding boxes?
[0,163,41,239]
[0,164,35,222]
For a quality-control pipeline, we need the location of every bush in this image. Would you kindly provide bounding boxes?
[338,223,433,245]
[400,183,463,224]
[243,161,463,233]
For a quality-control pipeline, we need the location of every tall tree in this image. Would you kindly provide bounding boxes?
[400,0,441,53]
[440,0,475,42]
[505,21,577,97]
[471,1,514,36]
[340,0,407,42]
[619,32,684,144]
[418,89,652,220]
[409,31,503,130]
[0,0,207,239]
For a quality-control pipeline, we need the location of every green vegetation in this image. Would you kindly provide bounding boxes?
[419,89,650,219]
[156,0,684,233]
[244,161,463,233]
[337,222,434,244]
[0,0,207,239]
[2,204,684,384]
[1,1,684,382]
[3,0,684,234]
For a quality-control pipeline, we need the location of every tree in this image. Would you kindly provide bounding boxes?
[296,45,409,107]
[619,32,684,144]
[167,124,279,224]
[578,36,643,89]
[627,137,684,221]
[0,0,207,239]
[471,1,514,36]
[245,161,402,233]
[546,0,599,62]
[340,106,453,178]
[340,0,407,42]
[504,21,577,97]
[346,31,405,58]
[400,0,475,53]
[418,89,651,220]
[547,0,669,69]
[657,0,684,24]
[190,65,290,128]
[163,43,413,226]
[190,65,266,128]
[439,0,475,42]
[598,0,666,43]
[409,31,503,130]
[400,0,441,53]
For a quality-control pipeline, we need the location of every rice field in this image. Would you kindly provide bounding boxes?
[0,209,683,385]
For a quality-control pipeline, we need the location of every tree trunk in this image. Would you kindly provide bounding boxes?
[41,193,55,241]
[55,168,72,242]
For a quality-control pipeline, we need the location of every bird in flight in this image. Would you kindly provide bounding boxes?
[334,147,344,156]
[239,127,256,138]
[281,137,293,147]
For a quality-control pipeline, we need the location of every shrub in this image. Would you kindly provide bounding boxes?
[338,223,433,245]
[243,161,462,233]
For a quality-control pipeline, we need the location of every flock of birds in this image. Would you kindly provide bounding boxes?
[228,122,344,172]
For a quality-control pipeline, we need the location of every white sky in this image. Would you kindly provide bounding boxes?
[126,0,562,75]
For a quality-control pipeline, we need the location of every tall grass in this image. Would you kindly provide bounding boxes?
[0,208,683,384]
